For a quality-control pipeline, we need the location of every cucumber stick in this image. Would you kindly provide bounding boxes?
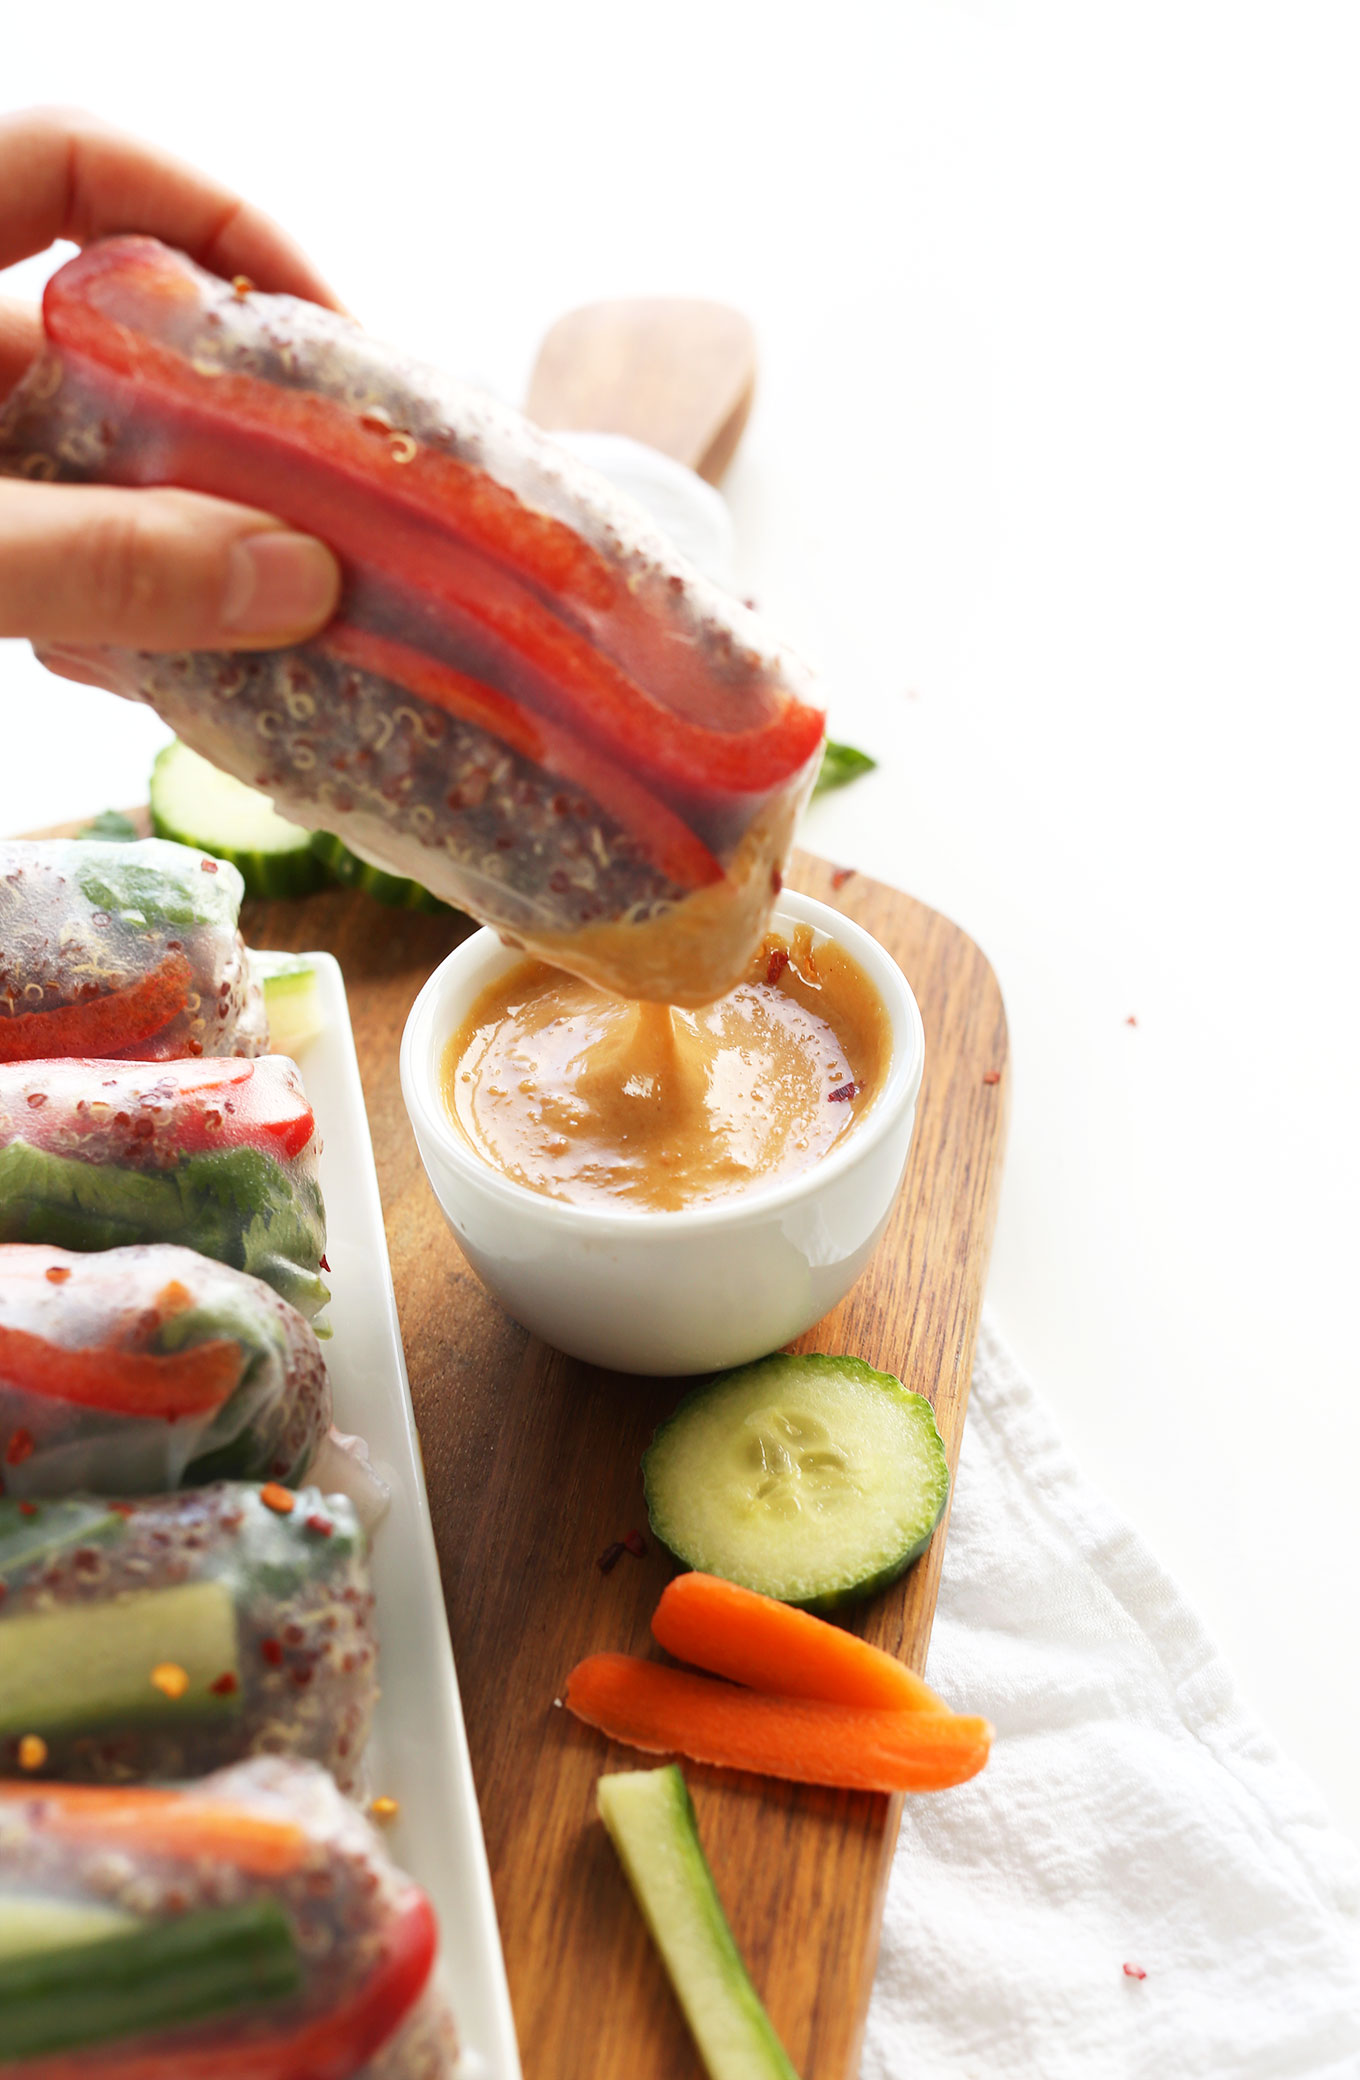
[151,740,328,898]
[598,1766,799,2080]
[0,1900,301,2059]
[643,1353,949,1611]
[0,1579,240,1739]
[0,1898,138,1962]
[253,954,326,1057]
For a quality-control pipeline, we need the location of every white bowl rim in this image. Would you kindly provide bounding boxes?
[399,888,925,1239]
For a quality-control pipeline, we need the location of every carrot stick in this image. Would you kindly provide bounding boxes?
[0,1782,307,1876]
[564,1654,992,1794]
[652,1572,949,1714]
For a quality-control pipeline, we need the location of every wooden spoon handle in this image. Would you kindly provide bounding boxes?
[525,299,756,484]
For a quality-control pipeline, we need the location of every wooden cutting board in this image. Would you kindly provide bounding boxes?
[239,851,1008,2079]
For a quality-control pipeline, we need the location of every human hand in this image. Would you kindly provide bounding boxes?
[0,107,342,669]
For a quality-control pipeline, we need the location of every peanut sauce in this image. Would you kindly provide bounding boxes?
[441,926,889,1212]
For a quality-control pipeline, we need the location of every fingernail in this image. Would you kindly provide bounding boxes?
[33,644,123,693]
[221,532,339,639]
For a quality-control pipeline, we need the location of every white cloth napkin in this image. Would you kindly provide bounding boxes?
[862,1317,1360,2078]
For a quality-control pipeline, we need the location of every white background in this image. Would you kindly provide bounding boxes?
[2,1,1358,1843]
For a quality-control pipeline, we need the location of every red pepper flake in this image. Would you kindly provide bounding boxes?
[827,1081,860,1103]
[110,1502,136,1518]
[304,1514,334,1538]
[18,1503,37,1518]
[25,1092,47,1108]
[1126,1014,1138,1027]
[44,1266,70,1285]
[231,274,255,297]
[260,1483,295,1516]
[765,946,790,987]
[830,866,856,892]
[622,1530,648,1559]
[320,1255,331,1272]
[200,859,219,873]
[5,1430,34,1468]
[209,1670,239,1696]
[291,1665,314,1687]
[1122,1963,1147,1980]
[597,1541,626,1575]
[982,1069,1001,1086]
[260,1638,285,1667]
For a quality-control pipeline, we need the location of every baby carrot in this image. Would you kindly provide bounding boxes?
[565,1654,991,1795]
[652,1573,948,1714]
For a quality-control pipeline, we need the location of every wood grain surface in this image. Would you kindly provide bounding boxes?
[233,848,1009,2080]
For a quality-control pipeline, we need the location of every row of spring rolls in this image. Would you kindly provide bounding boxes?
[0,843,457,2075]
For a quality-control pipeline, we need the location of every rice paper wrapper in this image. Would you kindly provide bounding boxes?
[0,838,265,1062]
[0,1482,375,1790]
[0,1241,330,1495]
[0,1754,457,2076]
[0,1054,328,1324]
[0,236,827,1005]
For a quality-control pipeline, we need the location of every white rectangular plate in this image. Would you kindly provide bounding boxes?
[293,951,520,2080]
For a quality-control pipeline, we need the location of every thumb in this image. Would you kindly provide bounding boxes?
[0,479,340,649]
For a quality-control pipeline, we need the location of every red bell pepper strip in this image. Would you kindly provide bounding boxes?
[12,1059,315,1165]
[321,623,724,891]
[9,1889,439,2080]
[0,1323,243,1419]
[0,954,192,1064]
[44,240,825,804]
[167,1060,315,1163]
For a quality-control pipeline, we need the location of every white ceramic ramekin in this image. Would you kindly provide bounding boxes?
[400,890,925,1375]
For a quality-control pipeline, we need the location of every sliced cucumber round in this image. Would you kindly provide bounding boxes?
[643,1352,950,1612]
[307,832,451,914]
[150,741,328,898]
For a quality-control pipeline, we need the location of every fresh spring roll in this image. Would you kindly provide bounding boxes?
[0,1483,374,1791]
[0,1244,329,1497]
[0,1057,327,1325]
[0,237,828,1007]
[0,1756,456,2076]
[0,839,265,1063]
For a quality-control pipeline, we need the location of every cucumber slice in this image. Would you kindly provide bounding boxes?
[0,1579,241,1740]
[308,830,452,914]
[0,1898,138,1962]
[151,740,328,898]
[597,1766,798,2080]
[0,1899,301,2059]
[643,1353,949,1611]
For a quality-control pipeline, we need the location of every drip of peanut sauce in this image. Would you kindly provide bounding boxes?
[442,925,889,1212]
